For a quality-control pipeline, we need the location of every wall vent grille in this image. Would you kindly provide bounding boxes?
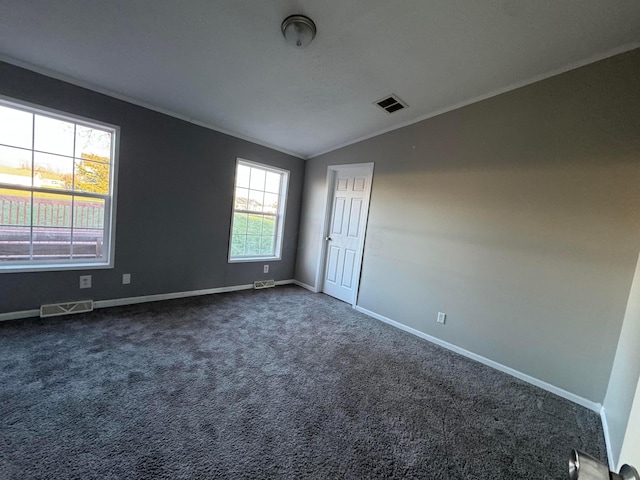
[254,280,276,290]
[40,300,94,318]
[374,94,408,114]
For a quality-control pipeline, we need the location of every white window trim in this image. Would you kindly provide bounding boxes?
[228,158,288,263]
[0,95,120,273]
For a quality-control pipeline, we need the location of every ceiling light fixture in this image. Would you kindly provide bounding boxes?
[281,15,316,48]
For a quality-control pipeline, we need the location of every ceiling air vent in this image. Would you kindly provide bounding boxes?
[374,94,408,114]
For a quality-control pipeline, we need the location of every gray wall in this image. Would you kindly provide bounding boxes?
[604,252,640,465]
[296,49,640,403]
[0,62,304,313]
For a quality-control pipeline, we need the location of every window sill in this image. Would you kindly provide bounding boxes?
[0,261,114,274]
[228,256,282,264]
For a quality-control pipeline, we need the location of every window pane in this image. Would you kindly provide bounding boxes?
[0,188,32,261]
[73,197,105,229]
[232,212,248,235]
[0,145,32,187]
[234,188,248,210]
[246,214,263,235]
[249,167,265,191]
[0,225,31,261]
[75,126,112,161]
[33,226,71,260]
[0,188,31,226]
[236,164,250,188]
[34,115,74,157]
[74,159,110,194]
[73,197,105,260]
[260,236,275,256]
[265,172,281,194]
[261,216,276,237]
[248,189,264,212]
[263,192,279,214]
[245,235,261,256]
[34,152,73,190]
[33,192,72,227]
[0,106,32,149]
[231,234,245,256]
[32,192,72,260]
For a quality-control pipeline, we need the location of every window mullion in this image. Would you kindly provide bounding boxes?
[0,183,109,200]
[29,113,35,261]
[234,209,277,217]
[70,123,76,259]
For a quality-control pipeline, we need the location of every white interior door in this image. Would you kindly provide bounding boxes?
[322,164,373,304]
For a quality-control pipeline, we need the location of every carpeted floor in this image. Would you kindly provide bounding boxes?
[1,285,606,479]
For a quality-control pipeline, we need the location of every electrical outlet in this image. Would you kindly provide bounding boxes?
[263,265,269,274]
[122,273,131,285]
[437,312,446,324]
[79,275,92,289]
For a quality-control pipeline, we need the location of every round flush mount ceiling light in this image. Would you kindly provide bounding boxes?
[281,15,316,48]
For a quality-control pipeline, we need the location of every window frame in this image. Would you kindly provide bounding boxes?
[228,158,289,263]
[0,95,120,273]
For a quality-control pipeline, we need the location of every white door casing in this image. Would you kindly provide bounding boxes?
[321,163,374,305]
[618,378,640,469]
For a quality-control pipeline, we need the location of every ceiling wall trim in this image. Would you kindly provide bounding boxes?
[308,42,640,160]
[0,54,308,160]
[2,42,638,163]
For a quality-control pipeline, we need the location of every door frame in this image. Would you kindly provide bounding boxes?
[315,162,374,307]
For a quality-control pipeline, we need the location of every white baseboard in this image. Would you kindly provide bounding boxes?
[600,406,616,469]
[293,279,319,293]
[0,309,41,322]
[0,279,296,321]
[94,284,256,308]
[354,305,602,413]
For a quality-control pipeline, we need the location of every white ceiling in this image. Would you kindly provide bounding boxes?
[0,1,638,159]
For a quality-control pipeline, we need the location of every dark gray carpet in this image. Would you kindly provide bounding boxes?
[1,285,606,479]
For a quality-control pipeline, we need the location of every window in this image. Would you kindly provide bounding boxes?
[229,159,288,262]
[0,97,118,272]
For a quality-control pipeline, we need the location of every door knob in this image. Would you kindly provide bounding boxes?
[325,236,332,241]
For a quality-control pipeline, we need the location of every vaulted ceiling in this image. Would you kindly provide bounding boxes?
[0,0,638,159]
